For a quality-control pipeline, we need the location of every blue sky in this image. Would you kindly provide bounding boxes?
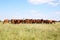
[0,0,60,20]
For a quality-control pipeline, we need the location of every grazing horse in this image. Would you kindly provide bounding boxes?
[24,19,32,24]
[31,19,36,23]
[52,20,56,24]
[19,19,24,23]
[3,19,9,24]
[11,19,24,24]
[35,19,40,23]
[10,19,56,24]
[43,20,51,24]
[11,19,16,24]
[43,20,56,24]
[35,19,43,24]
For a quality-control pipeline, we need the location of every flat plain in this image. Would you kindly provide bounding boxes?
[0,22,60,40]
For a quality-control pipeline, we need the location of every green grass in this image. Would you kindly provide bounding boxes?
[0,22,60,40]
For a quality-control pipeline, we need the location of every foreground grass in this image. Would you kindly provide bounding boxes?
[0,22,60,40]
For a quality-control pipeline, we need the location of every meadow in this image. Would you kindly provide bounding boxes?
[0,22,60,40]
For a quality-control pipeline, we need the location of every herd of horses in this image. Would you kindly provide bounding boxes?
[3,19,57,24]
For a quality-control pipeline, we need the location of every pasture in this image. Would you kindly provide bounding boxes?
[0,22,60,40]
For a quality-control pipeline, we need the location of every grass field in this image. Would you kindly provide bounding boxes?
[0,22,60,40]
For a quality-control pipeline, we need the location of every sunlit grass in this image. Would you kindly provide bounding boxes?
[0,22,60,40]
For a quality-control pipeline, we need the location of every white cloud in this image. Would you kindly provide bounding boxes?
[49,2,59,6]
[55,11,60,14]
[59,0,60,2]
[30,10,42,16]
[30,10,38,14]
[28,10,60,20]
[28,0,54,4]
[28,0,60,6]
[29,10,48,19]
[51,11,60,14]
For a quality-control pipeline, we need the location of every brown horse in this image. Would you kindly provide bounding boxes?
[43,20,56,24]
[24,19,32,24]
[31,19,36,23]
[3,19,9,24]
[11,19,24,24]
